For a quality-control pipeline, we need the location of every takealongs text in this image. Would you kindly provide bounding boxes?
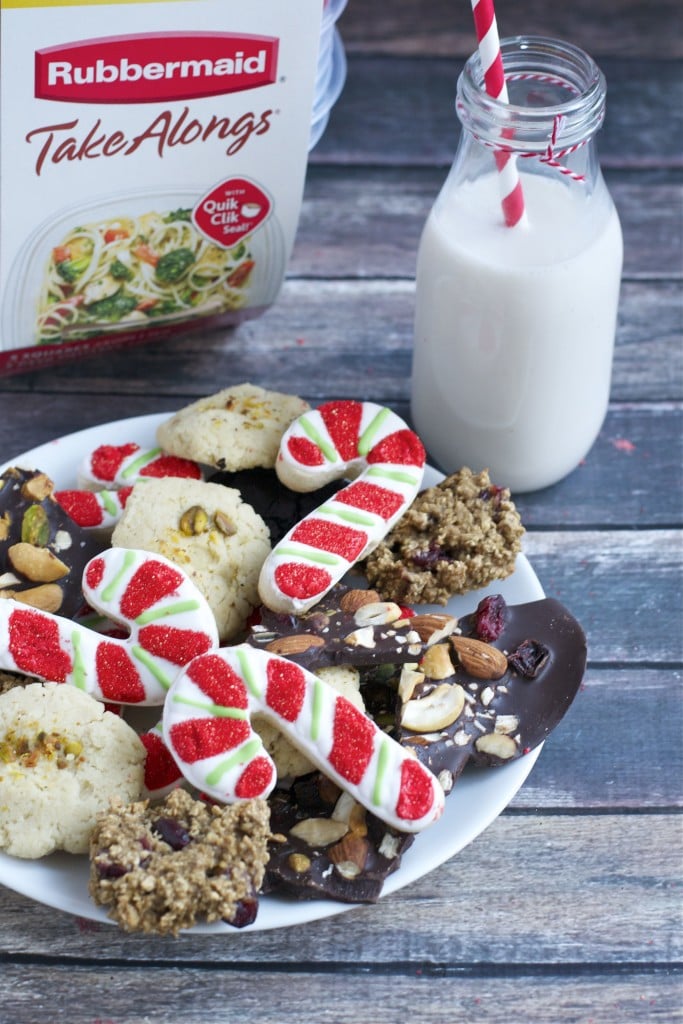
[25,107,273,176]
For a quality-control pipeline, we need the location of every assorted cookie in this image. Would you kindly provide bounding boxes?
[156,382,310,471]
[0,682,145,858]
[89,787,270,935]
[111,477,271,642]
[362,467,525,605]
[0,385,588,933]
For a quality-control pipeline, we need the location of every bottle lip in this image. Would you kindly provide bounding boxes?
[457,36,606,152]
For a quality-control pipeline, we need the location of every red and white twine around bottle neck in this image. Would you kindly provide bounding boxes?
[458,72,605,189]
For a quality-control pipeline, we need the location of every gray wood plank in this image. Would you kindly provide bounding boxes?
[1,815,680,966]
[509,668,683,809]
[522,530,683,662]
[0,279,679,403]
[292,171,683,281]
[3,965,681,1024]
[312,57,683,168]
[340,0,683,61]
[3,964,680,1024]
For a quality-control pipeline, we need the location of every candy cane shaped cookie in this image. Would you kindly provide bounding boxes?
[139,721,185,799]
[79,443,203,490]
[0,548,218,705]
[54,486,133,530]
[258,401,426,613]
[163,644,445,833]
[55,444,203,530]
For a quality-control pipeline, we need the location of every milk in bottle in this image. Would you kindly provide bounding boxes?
[411,38,623,492]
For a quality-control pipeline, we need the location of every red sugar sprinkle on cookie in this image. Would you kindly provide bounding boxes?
[91,443,140,482]
[291,519,367,560]
[235,756,275,799]
[366,429,425,468]
[265,659,306,722]
[328,699,375,785]
[274,563,332,599]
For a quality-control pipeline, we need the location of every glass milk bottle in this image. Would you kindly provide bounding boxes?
[411,37,623,492]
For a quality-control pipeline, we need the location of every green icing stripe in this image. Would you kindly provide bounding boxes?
[276,545,343,567]
[373,736,392,806]
[365,465,420,486]
[131,644,172,692]
[205,738,263,785]
[299,416,338,464]
[101,490,118,517]
[171,694,248,720]
[310,677,324,742]
[71,630,88,691]
[317,504,377,527]
[136,598,201,626]
[121,447,161,480]
[357,407,391,456]
[237,648,262,699]
[101,549,136,603]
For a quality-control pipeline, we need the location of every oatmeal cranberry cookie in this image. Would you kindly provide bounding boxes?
[89,787,270,935]
[361,468,524,605]
[156,383,310,471]
[0,682,145,858]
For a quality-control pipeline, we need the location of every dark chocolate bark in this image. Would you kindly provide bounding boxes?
[263,772,414,904]
[246,582,434,671]
[0,467,105,618]
[388,596,587,785]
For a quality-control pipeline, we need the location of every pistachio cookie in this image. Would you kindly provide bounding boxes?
[111,477,270,642]
[0,682,145,858]
[156,383,310,471]
[362,468,525,605]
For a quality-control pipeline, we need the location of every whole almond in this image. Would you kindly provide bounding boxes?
[451,635,508,680]
[408,613,458,646]
[339,589,380,614]
[265,634,326,656]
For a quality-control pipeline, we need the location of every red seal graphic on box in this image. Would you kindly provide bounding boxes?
[193,177,272,248]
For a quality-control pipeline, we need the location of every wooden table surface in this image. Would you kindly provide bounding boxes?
[1,1,681,1021]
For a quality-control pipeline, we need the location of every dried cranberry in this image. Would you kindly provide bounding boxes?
[473,594,507,642]
[96,860,128,879]
[228,895,258,928]
[152,816,191,850]
[411,543,448,569]
[508,639,550,679]
[479,485,504,504]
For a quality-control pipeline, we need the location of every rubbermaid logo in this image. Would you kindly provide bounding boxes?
[35,32,279,103]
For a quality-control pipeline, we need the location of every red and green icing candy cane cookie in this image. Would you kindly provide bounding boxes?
[0,548,218,706]
[55,443,204,529]
[258,401,426,614]
[163,644,445,833]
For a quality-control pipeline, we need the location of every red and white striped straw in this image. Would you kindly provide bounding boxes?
[470,0,526,227]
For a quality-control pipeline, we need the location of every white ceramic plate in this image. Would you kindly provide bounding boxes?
[0,413,545,932]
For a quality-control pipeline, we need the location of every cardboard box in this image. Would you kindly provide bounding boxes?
[0,0,322,375]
